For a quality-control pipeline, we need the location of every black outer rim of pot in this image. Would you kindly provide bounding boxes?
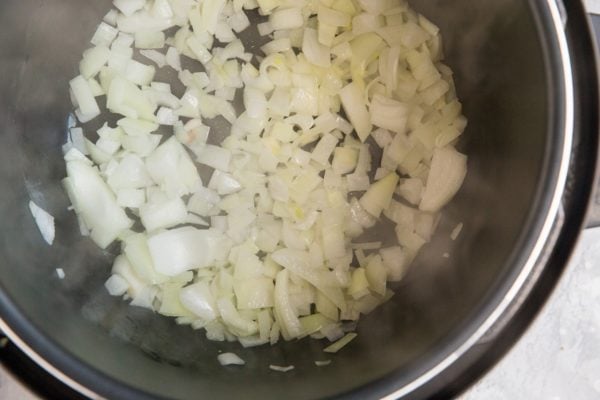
[0,1,598,400]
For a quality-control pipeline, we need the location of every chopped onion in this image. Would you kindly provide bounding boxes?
[105,274,129,296]
[323,332,357,353]
[451,222,464,241]
[340,82,372,142]
[269,365,295,372]
[64,0,468,351]
[270,8,304,30]
[147,227,224,276]
[28,201,55,245]
[420,147,467,212]
[70,75,101,119]
[218,352,245,366]
[302,28,331,68]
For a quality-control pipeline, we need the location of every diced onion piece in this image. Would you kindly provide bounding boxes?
[365,255,386,295]
[318,5,351,28]
[315,360,332,367]
[134,30,165,49]
[332,147,358,175]
[234,278,275,309]
[272,249,346,312]
[302,28,331,68]
[420,147,467,212]
[70,76,101,119]
[105,274,129,296]
[80,46,111,79]
[323,333,357,353]
[311,133,338,166]
[180,281,219,321]
[451,222,464,241]
[380,246,406,281]
[146,137,202,197]
[65,158,132,248]
[359,172,399,218]
[217,296,258,336]
[113,0,145,17]
[107,76,156,121]
[339,82,372,142]
[270,8,304,30]
[369,94,408,134]
[28,201,55,245]
[147,227,224,276]
[91,22,119,47]
[202,0,226,34]
[274,269,303,340]
[139,197,188,231]
[166,47,182,71]
[218,352,245,366]
[269,365,295,372]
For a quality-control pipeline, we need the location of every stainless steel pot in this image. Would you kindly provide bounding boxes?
[0,1,597,399]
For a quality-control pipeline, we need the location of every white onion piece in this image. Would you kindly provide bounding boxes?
[107,76,156,121]
[339,82,372,142]
[217,297,258,335]
[274,269,303,340]
[147,227,224,276]
[315,360,331,367]
[69,76,100,119]
[318,6,350,27]
[139,197,188,231]
[64,157,132,248]
[218,352,245,366]
[243,87,268,119]
[323,332,357,353]
[134,30,165,49]
[420,147,467,212]
[228,11,250,33]
[202,0,227,34]
[80,46,111,79]
[302,28,331,68]
[152,0,173,19]
[272,249,346,312]
[113,0,145,17]
[165,47,182,71]
[105,274,129,296]
[269,365,295,372]
[146,137,202,197]
[380,246,406,281]
[369,94,408,134]
[91,22,119,47]
[28,201,55,245]
[269,8,304,30]
[180,281,219,321]
[125,60,156,86]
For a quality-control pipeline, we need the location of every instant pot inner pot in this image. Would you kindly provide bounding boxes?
[0,1,558,399]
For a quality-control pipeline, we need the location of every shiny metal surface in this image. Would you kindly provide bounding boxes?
[0,1,596,399]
